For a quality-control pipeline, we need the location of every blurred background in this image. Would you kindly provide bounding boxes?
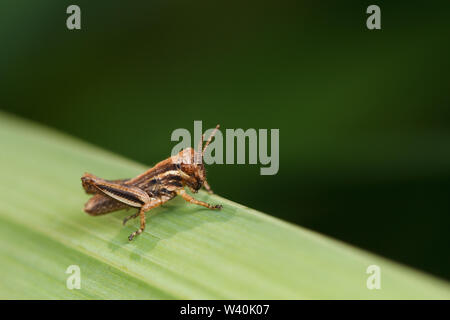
[1,1,449,280]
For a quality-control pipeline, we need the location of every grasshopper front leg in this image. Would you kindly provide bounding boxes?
[203,179,214,194]
[177,189,222,210]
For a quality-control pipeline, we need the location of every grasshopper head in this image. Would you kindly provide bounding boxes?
[175,125,220,193]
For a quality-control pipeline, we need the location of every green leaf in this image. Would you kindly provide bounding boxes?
[0,111,448,299]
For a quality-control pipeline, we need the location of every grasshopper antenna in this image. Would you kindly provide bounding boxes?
[203,124,220,155]
[195,124,220,164]
[195,131,205,164]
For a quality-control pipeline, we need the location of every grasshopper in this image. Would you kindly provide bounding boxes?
[81,125,222,241]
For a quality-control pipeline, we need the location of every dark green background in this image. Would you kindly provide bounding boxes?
[1,1,449,280]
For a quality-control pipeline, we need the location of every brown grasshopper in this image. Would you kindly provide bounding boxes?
[81,125,222,241]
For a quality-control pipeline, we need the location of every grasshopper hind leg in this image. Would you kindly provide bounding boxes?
[123,211,140,225]
[128,200,165,241]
